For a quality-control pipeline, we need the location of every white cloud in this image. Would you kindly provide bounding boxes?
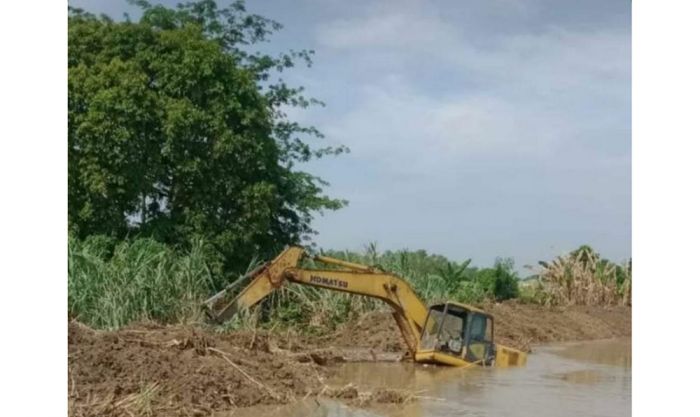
[317,5,460,50]
[316,1,629,90]
[313,2,629,173]
[322,83,571,176]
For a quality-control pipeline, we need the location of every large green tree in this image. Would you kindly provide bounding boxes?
[68,1,346,275]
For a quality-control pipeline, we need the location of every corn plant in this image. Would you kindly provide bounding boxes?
[537,246,631,306]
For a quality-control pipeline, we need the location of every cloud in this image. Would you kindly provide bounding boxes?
[312,1,629,162]
[322,83,567,175]
[304,0,630,265]
[317,4,460,50]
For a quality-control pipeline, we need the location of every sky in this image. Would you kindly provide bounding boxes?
[70,0,631,271]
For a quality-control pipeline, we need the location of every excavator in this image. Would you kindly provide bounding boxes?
[203,246,527,368]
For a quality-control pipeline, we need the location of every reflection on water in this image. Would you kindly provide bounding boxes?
[222,338,631,417]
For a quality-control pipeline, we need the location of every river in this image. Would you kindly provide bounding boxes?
[230,338,631,417]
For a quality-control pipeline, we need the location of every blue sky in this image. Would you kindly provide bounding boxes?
[70,0,631,271]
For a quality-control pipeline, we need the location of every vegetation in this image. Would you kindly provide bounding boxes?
[68,238,523,330]
[69,235,630,331]
[534,245,632,306]
[68,1,346,277]
[68,235,212,329]
[321,244,519,303]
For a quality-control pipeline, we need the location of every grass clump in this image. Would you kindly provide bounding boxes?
[68,235,215,329]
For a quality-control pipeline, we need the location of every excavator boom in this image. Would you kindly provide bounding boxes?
[203,246,428,356]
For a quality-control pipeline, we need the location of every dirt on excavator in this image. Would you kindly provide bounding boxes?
[68,304,630,417]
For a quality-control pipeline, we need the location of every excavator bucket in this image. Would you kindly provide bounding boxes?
[202,246,306,323]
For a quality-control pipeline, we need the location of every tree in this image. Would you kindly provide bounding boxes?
[491,258,519,301]
[474,258,519,301]
[68,1,346,277]
[437,259,473,293]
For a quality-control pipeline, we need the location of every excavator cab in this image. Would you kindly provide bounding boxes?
[415,302,496,366]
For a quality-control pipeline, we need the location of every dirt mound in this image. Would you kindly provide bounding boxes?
[68,323,331,416]
[487,302,631,352]
[320,310,405,353]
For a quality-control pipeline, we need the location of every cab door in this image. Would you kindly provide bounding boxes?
[464,313,495,365]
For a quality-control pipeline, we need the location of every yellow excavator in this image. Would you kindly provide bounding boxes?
[203,246,527,368]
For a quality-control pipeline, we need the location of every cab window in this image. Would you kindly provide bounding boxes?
[439,309,465,355]
[419,304,468,356]
[465,313,494,363]
[419,306,445,350]
[469,314,486,340]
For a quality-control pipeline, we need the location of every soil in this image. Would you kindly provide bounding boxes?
[68,303,630,417]
[317,310,406,353]
[486,301,631,352]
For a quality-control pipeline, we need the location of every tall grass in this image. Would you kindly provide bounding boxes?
[69,236,628,331]
[68,235,215,329]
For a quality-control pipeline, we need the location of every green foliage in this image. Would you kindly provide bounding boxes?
[68,235,216,329]
[436,259,473,293]
[487,258,520,301]
[516,279,547,304]
[68,235,518,331]
[69,236,628,331]
[454,281,488,304]
[68,1,346,277]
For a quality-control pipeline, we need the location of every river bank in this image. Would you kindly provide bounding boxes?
[68,303,630,416]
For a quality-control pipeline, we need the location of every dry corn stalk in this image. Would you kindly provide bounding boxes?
[538,247,631,306]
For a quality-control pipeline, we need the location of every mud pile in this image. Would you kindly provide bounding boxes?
[319,311,405,353]
[487,302,631,352]
[68,321,412,417]
[68,322,330,416]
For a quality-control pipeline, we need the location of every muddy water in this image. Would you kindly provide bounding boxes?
[231,338,630,417]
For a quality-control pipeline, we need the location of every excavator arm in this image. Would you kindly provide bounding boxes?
[202,246,429,356]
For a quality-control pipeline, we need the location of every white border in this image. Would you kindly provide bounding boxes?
[0,1,67,415]
[633,1,700,416]
[2,1,700,415]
